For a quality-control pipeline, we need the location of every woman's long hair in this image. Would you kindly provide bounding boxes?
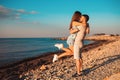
[69,11,82,30]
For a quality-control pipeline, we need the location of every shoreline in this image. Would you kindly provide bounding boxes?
[0,40,92,69]
[0,39,92,68]
[0,35,120,80]
[0,50,63,69]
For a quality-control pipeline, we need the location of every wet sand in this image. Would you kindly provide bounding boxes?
[0,35,120,80]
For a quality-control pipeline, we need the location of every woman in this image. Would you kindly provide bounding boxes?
[53,13,90,66]
[53,11,81,62]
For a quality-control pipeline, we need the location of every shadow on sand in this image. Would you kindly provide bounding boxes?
[82,54,120,76]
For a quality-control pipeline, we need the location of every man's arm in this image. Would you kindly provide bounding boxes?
[86,23,90,34]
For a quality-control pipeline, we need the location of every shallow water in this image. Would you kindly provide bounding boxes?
[0,38,91,67]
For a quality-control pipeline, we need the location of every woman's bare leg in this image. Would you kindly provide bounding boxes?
[53,45,74,62]
[58,51,73,59]
[61,47,72,53]
[61,45,73,52]
[58,46,74,59]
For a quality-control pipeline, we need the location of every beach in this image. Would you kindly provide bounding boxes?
[0,38,90,67]
[0,35,120,80]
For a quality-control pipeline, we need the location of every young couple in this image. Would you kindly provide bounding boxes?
[53,11,90,77]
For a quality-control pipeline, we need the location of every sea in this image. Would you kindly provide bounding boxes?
[0,38,91,67]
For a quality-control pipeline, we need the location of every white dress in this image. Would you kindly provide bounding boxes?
[66,26,78,46]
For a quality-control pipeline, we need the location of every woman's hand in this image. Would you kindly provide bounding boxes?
[70,28,79,34]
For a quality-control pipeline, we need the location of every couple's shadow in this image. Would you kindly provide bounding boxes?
[81,54,120,76]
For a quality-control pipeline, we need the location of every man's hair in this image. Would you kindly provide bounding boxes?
[83,14,89,22]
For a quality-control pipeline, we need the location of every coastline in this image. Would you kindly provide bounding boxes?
[0,35,120,80]
[0,38,91,68]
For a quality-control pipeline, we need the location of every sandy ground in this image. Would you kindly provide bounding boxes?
[0,35,120,80]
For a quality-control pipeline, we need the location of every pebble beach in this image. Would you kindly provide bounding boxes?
[0,35,120,80]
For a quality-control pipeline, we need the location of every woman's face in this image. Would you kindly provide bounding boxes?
[80,16,85,22]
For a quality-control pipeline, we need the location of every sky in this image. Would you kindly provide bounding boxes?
[0,0,120,38]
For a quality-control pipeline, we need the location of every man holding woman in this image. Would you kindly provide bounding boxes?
[53,11,90,77]
[72,12,90,77]
[53,11,81,63]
